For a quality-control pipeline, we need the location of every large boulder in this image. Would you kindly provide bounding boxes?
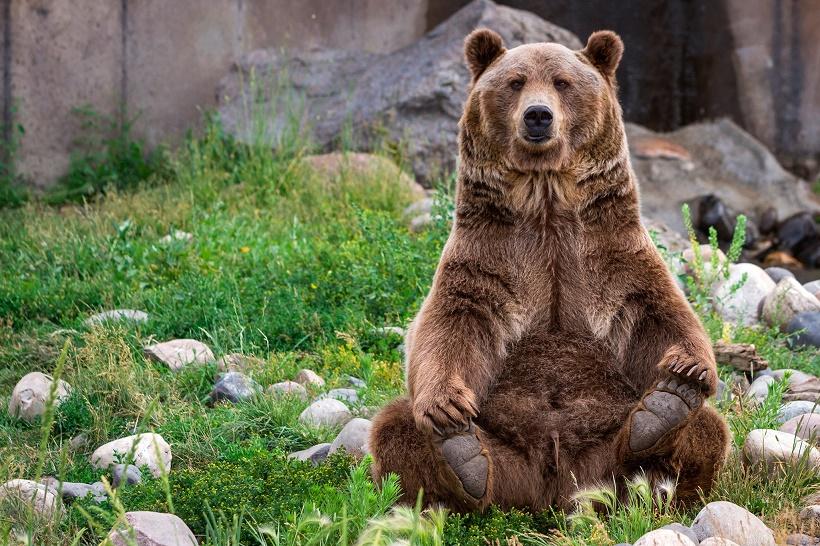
[8,372,72,423]
[691,501,775,546]
[217,0,581,184]
[107,511,196,546]
[761,277,820,329]
[712,263,775,326]
[91,433,172,478]
[742,429,820,474]
[0,479,60,520]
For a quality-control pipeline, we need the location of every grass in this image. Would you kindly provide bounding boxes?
[0,114,818,545]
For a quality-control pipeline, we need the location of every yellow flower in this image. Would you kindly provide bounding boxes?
[310,283,318,289]
[240,246,250,254]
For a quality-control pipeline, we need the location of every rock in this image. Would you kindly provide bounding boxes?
[686,194,757,246]
[107,511,197,546]
[759,207,779,235]
[403,198,434,219]
[299,399,352,428]
[778,401,820,424]
[785,312,820,349]
[409,213,435,233]
[712,263,776,326]
[632,136,691,162]
[112,464,142,488]
[159,230,193,244]
[627,120,819,239]
[294,369,325,388]
[644,217,689,254]
[699,539,741,546]
[763,369,815,386]
[303,152,426,201]
[786,534,820,546]
[329,418,372,456]
[765,267,796,283]
[713,341,768,372]
[218,0,581,184]
[803,280,820,298]
[288,443,332,465]
[681,246,727,276]
[746,375,775,403]
[8,372,72,423]
[761,277,820,329]
[742,429,820,473]
[0,479,60,519]
[42,480,103,501]
[85,309,149,327]
[69,433,88,451]
[763,250,804,269]
[373,326,406,338]
[216,353,264,372]
[91,433,172,478]
[144,339,214,371]
[714,379,729,403]
[691,501,775,546]
[320,388,359,405]
[344,375,366,389]
[633,528,696,546]
[268,381,308,400]
[777,212,820,268]
[780,413,820,444]
[799,505,820,523]
[209,371,261,404]
[659,523,699,544]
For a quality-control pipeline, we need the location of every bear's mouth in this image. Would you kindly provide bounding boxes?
[525,134,551,143]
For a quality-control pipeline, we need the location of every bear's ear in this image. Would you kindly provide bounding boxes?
[582,30,623,79]
[464,28,506,81]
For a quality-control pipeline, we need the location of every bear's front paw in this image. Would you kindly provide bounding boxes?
[412,379,478,436]
[659,346,717,395]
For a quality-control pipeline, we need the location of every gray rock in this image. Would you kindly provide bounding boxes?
[714,379,729,403]
[804,280,820,298]
[691,501,775,546]
[209,372,261,404]
[712,263,775,326]
[785,534,820,545]
[69,433,88,451]
[90,481,106,497]
[761,277,820,329]
[659,523,698,545]
[344,375,366,389]
[765,267,795,283]
[299,399,352,428]
[8,372,72,423]
[746,375,775,403]
[633,529,696,546]
[409,213,435,233]
[699,539,741,546]
[785,312,820,349]
[0,479,60,520]
[742,428,820,473]
[321,388,359,405]
[799,505,820,523]
[217,0,581,184]
[778,401,820,424]
[329,418,372,456]
[304,152,426,200]
[288,443,331,465]
[294,369,325,388]
[59,482,95,500]
[268,381,308,400]
[764,368,815,386]
[112,464,142,488]
[85,309,149,327]
[91,433,172,478]
[108,511,197,546]
[144,339,214,371]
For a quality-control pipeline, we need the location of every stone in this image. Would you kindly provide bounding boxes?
[687,194,757,246]
[764,369,815,386]
[778,401,820,424]
[8,372,72,423]
[288,443,332,465]
[691,501,775,546]
[344,375,367,389]
[216,353,264,373]
[107,511,197,546]
[112,464,142,488]
[633,528,696,546]
[799,505,820,523]
[373,326,406,338]
[409,213,435,233]
[403,198,434,219]
[69,433,89,451]
[712,263,776,326]
[299,399,352,428]
[91,433,172,478]
[746,375,775,403]
[699,539,741,546]
[41,480,105,502]
[712,341,768,373]
[765,267,796,284]
[681,246,727,276]
[644,217,689,254]
[659,523,698,544]
[144,339,214,371]
[763,251,804,269]
[714,379,729,403]
[632,136,691,161]
[158,230,193,244]
[209,371,261,404]
[85,309,149,327]
[294,369,325,388]
[0,479,60,520]
[776,212,820,268]
[303,152,426,201]
[761,277,820,329]
[785,312,820,349]
[321,388,359,405]
[803,280,820,298]
[268,381,308,400]
[742,429,820,474]
[786,534,820,546]
[329,418,372,456]
[780,413,820,444]
[218,0,582,184]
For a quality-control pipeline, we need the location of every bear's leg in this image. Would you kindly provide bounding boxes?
[370,396,545,511]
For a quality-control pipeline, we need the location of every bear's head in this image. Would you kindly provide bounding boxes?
[460,29,624,174]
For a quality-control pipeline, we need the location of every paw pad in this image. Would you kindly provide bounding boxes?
[440,432,488,499]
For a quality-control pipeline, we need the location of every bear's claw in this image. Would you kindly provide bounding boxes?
[628,378,702,453]
[439,425,488,499]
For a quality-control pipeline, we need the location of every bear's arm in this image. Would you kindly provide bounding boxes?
[406,228,527,434]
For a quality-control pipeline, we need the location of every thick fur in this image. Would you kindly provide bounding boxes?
[371,29,730,511]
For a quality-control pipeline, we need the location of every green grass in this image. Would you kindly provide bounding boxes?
[0,116,818,545]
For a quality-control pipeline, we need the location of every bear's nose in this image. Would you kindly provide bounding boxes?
[523,105,553,131]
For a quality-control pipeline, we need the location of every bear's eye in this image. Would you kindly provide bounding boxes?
[509,79,525,91]
[554,79,570,90]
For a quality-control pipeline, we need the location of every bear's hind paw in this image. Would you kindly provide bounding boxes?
[439,428,488,500]
[628,378,702,454]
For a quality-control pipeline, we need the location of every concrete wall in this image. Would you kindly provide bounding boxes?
[1,0,428,188]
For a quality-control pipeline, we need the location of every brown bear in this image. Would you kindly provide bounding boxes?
[369,29,730,513]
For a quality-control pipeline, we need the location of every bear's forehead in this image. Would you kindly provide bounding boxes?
[497,43,586,73]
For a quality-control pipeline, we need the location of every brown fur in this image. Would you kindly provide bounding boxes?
[371,29,730,511]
